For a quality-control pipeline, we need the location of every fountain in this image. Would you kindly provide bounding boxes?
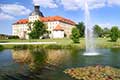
[83,0,99,56]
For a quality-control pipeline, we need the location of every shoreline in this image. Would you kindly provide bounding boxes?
[0,43,120,50]
[0,42,57,45]
[0,38,120,49]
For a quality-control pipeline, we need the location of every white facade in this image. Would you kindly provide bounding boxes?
[53,31,64,38]
[28,15,40,22]
[45,21,74,38]
[12,24,28,39]
[46,21,59,31]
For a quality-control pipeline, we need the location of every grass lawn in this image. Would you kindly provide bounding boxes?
[0,38,85,44]
[95,38,120,48]
[0,38,120,48]
[0,38,72,45]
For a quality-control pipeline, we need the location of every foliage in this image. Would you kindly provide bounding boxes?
[71,28,80,43]
[93,25,103,37]
[27,22,33,31]
[8,36,19,39]
[13,45,28,50]
[29,20,47,39]
[110,26,119,42]
[102,27,110,38]
[119,30,120,38]
[76,22,85,37]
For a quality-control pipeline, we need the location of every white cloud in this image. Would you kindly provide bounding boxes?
[59,0,106,10]
[107,0,120,6]
[60,0,82,10]
[33,0,58,8]
[58,0,120,10]
[0,4,31,15]
[88,0,106,9]
[0,13,15,20]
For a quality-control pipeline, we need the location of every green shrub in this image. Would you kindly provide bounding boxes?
[43,44,62,49]
[71,28,80,43]
[8,36,19,39]
[13,45,28,50]
[110,26,119,42]
[31,44,79,49]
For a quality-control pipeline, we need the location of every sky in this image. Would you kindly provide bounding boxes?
[0,0,120,35]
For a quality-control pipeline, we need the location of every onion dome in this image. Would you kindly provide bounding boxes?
[29,4,44,17]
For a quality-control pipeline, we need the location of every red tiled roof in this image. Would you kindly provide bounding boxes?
[53,25,64,31]
[14,19,28,24]
[40,16,76,25]
[13,16,76,25]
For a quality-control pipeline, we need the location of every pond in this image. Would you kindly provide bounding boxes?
[0,48,120,80]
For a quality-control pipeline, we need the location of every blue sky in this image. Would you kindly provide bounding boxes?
[0,0,120,35]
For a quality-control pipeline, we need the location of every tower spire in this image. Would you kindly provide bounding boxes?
[29,4,44,17]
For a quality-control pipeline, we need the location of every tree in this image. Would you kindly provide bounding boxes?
[93,25,103,37]
[103,27,110,38]
[76,22,85,37]
[71,28,80,43]
[27,22,33,31]
[119,30,120,38]
[110,26,119,42]
[29,20,47,39]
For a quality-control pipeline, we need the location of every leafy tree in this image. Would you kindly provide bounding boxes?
[103,27,110,38]
[93,25,103,37]
[71,28,80,43]
[27,22,33,31]
[76,22,85,37]
[110,26,119,42]
[29,20,47,39]
[119,30,120,38]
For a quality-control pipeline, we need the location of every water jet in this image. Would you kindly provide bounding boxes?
[84,0,99,56]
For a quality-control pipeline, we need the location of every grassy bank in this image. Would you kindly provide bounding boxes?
[0,38,72,44]
[0,38,120,50]
[95,38,120,48]
[0,44,81,50]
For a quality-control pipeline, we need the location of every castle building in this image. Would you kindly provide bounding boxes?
[12,5,76,39]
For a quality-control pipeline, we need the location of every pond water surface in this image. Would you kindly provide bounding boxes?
[0,48,120,80]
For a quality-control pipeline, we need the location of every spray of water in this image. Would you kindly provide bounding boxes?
[84,0,99,56]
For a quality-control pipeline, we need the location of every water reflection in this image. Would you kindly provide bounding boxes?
[10,49,72,80]
[110,48,120,53]
[1,48,120,80]
[29,49,47,71]
[12,49,72,71]
[12,50,31,63]
[109,48,120,68]
[46,49,71,66]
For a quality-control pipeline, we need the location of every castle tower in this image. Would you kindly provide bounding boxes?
[29,4,44,22]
